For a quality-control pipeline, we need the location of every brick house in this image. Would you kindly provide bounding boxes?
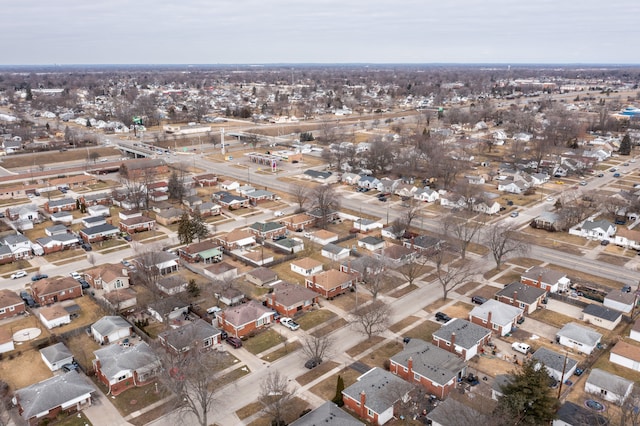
[79,223,119,243]
[119,158,168,180]
[305,269,354,299]
[248,221,287,240]
[215,300,275,338]
[280,213,315,231]
[495,282,547,315]
[93,342,161,396]
[32,277,82,305]
[44,197,76,214]
[520,266,571,293]
[158,319,222,354]
[79,192,112,207]
[84,263,130,292]
[214,229,255,250]
[118,210,155,234]
[178,239,222,264]
[193,173,218,187]
[431,318,492,361]
[0,289,25,319]
[342,367,413,425]
[389,339,467,400]
[265,281,319,317]
[468,299,524,337]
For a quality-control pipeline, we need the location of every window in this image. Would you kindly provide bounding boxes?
[403,367,407,372]
[367,408,374,417]
[414,372,420,381]
[9,306,14,312]
[117,374,127,382]
[114,279,124,289]
[492,323,499,330]
[520,302,525,308]
[601,389,608,396]
[257,317,265,326]
[0,308,5,314]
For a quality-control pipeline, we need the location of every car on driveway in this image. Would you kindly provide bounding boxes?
[579,181,587,186]
[305,357,322,369]
[510,211,519,218]
[512,342,531,354]
[11,270,27,279]
[31,273,48,282]
[614,173,621,178]
[600,239,610,246]
[225,336,243,348]
[62,362,79,372]
[471,295,487,304]
[81,243,92,251]
[435,312,451,322]
[280,317,300,331]
[273,211,284,217]
[20,291,36,307]
[78,279,90,289]
[70,272,82,280]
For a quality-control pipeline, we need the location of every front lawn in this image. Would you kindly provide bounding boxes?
[242,329,285,355]
[106,382,170,417]
[295,309,336,331]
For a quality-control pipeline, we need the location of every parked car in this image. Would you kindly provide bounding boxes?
[31,273,48,282]
[273,211,284,217]
[435,312,451,322]
[579,181,587,186]
[597,173,604,177]
[81,243,92,251]
[206,306,222,315]
[280,317,300,331]
[272,234,287,241]
[511,342,531,354]
[305,357,322,369]
[471,295,487,305]
[123,234,132,242]
[226,336,243,348]
[510,211,519,218]
[78,279,90,289]
[600,240,610,246]
[62,362,79,372]
[614,173,621,178]
[70,271,82,280]
[622,285,632,293]
[11,270,27,279]
[20,291,36,307]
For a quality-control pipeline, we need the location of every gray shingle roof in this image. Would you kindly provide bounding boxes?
[290,401,364,426]
[390,339,466,385]
[92,316,131,338]
[94,341,160,380]
[496,282,546,305]
[322,243,348,255]
[583,304,623,322]
[555,401,609,425]
[432,318,491,350]
[556,323,602,347]
[39,342,72,364]
[532,347,578,374]
[427,396,489,425]
[469,299,523,326]
[586,368,633,395]
[342,367,413,415]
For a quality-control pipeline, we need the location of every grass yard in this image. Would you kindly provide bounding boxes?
[443,301,475,319]
[403,320,441,343]
[388,283,418,298]
[423,297,450,314]
[358,339,403,369]
[65,332,101,372]
[345,336,385,358]
[242,329,285,355]
[494,269,525,285]
[508,257,545,269]
[247,397,309,426]
[128,403,173,426]
[596,252,629,266]
[52,412,93,426]
[296,360,340,386]
[0,348,53,390]
[236,401,263,420]
[309,367,361,400]
[389,316,421,334]
[295,309,337,331]
[330,291,371,312]
[108,382,170,417]
[546,263,626,290]
[311,318,348,338]
[216,364,252,388]
[261,341,302,362]
[529,309,577,329]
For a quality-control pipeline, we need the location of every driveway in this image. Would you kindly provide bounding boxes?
[518,316,559,342]
[545,298,584,319]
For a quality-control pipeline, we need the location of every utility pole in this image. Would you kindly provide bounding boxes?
[557,351,569,399]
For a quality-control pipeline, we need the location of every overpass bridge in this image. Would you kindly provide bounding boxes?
[116,141,159,158]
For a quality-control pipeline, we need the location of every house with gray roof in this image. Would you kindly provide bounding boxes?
[290,401,364,426]
[93,341,160,396]
[496,282,547,314]
[582,304,623,330]
[491,374,512,401]
[158,319,222,353]
[39,342,73,371]
[50,210,73,223]
[432,318,492,361]
[265,281,319,317]
[248,221,286,240]
[357,236,385,252]
[216,300,274,338]
[521,265,571,293]
[248,189,276,203]
[304,169,333,181]
[570,219,616,241]
[469,299,524,336]
[91,316,132,344]
[553,401,609,426]
[342,367,413,426]
[604,289,636,313]
[271,237,304,254]
[2,233,32,258]
[15,371,95,425]
[79,223,119,243]
[532,347,578,382]
[389,339,466,399]
[45,224,68,236]
[321,242,350,261]
[585,368,633,404]
[556,322,602,355]
[245,267,278,286]
[6,203,38,222]
[427,396,490,426]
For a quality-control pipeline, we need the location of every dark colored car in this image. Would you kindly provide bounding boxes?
[471,295,487,305]
[622,285,632,293]
[600,240,610,246]
[78,279,90,289]
[272,234,287,241]
[305,357,322,369]
[81,243,92,251]
[62,362,79,372]
[226,336,243,348]
[31,273,48,282]
[123,234,132,242]
[435,312,451,322]
[220,330,228,340]
[20,291,36,307]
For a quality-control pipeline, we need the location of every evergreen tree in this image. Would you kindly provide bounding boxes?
[177,212,194,244]
[167,171,185,202]
[493,359,559,426]
[620,134,632,156]
[331,375,344,407]
[187,279,200,297]
[191,207,209,243]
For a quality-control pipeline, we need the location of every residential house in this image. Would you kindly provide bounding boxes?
[103,288,137,311]
[413,188,439,203]
[358,176,380,190]
[39,305,72,329]
[520,266,571,293]
[215,300,274,338]
[249,221,287,240]
[304,169,333,182]
[147,298,189,323]
[531,212,563,232]
[214,191,249,209]
[178,239,222,264]
[614,227,640,250]
[193,173,218,187]
[91,316,132,344]
[427,397,490,426]
[376,244,416,267]
[50,210,73,224]
[82,215,106,228]
[93,342,161,396]
[6,204,39,222]
[193,201,221,217]
[353,219,383,233]
[0,329,14,354]
[84,263,130,292]
[532,347,578,382]
[35,233,79,255]
[215,287,245,306]
[473,200,500,215]
[432,318,492,361]
[0,289,25,319]
[86,205,111,217]
[358,236,385,252]
[342,367,413,426]
[341,173,362,186]
[15,371,94,426]
[2,234,32,259]
[394,183,418,198]
[203,261,238,282]
[498,179,529,194]
[389,339,467,400]
[157,275,188,295]
[39,342,73,371]
[265,281,319,317]
[214,229,255,250]
[45,224,68,236]
[604,289,636,313]
[118,210,155,234]
[154,207,184,225]
[582,304,623,330]
[307,207,339,225]
[631,318,640,342]
[610,341,640,372]
[465,175,486,185]
[80,192,112,207]
[321,243,350,261]
[552,402,609,426]
[248,189,276,204]
[340,256,383,283]
[290,401,364,426]
[570,219,616,241]
[305,269,354,299]
[182,195,203,208]
[280,213,315,231]
[555,323,602,356]
[495,282,547,315]
[0,245,13,264]
[468,299,524,337]
[377,177,400,193]
[291,257,324,277]
[158,319,222,353]
[44,197,76,214]
[491,375,511,401]
[134,251,179,276]
[403,235,442,255]
[271,237,304,254]
[309,229,338,245]
[220,180,239,191]
[246,267,278,286]
[32,277,82,305]
[79,223,119,242]
[585,368,633,405]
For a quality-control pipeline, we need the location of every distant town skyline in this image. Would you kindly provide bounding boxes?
[4,0,640,66]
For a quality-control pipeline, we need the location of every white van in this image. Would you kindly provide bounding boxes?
[511,342,531,354]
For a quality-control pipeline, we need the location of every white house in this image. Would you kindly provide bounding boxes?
[498,180,529,194]
[353,218,383,233]
[585,368,633,405]
[555,322,602,355]
[321,243,350,261]
[532,347,578,382]
[614,228,640,250]
[569,219,616,241]
[582,304,622,330]
[309,229,338,246]
[413,188,439,203]
[39,342,73,371]
[220,180,239,191]
[39,305,72,329]
[473,201,500,215]
[290,257,324,276]
[604,289,636,313]
[630,318,640,343]
[610,341,640,372]
[91,316,132,345]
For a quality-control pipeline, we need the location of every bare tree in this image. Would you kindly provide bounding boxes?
[402,199,422,230]
[352,300,391,339]
[484,223,529,270]
[398,256,430,287]
[290,182,311,213]
[432,249,474,300]
[311,184,340,229]
[300,335,333,364]
[442,214,485,260]
[259,370,296,426]
[360,269,391,300]
[118,163,146,209]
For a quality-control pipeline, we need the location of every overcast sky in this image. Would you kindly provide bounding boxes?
[3,0,639,65]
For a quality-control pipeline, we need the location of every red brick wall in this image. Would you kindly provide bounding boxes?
[390,360,457,400]
[0,303,25,320]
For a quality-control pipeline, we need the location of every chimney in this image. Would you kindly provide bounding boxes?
[407,356,413,377]
[348,260,352,274]
[487,311,492,326]
[537,274,543,289]
[360,391,367,418]
[450,332,456,350]
[513,291,519,308]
